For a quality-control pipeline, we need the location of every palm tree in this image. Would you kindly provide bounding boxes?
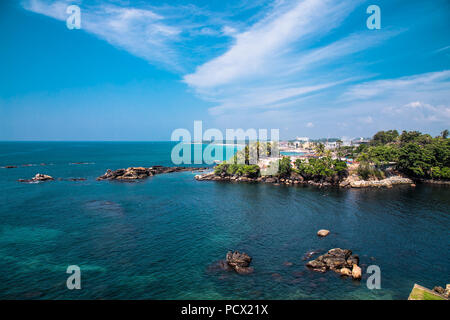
[315,143,325,156]
[441,129,449,139]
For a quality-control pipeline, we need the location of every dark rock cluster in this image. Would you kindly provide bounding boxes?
[97,166,209,181]
[306,248,362,280]
[222,251,254,275]
[195,172,334,187]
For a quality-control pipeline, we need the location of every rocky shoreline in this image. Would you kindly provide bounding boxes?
[339,175,414,188]
[195,171,416,189]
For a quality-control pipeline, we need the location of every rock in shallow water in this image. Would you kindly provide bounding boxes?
[306,248,362,280]
[317,229,330,237]
[18,173,54,183]
[226,251,254,275]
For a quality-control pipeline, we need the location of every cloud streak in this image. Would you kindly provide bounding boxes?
[20,0,449,138]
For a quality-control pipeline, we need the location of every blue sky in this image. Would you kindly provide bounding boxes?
[0,0,449,140]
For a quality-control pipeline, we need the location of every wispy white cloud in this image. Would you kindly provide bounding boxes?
[383,101,450,123]
[22,0,185,69]
[182,0,406,119]
[21,0,249,71]
[343,70,450,100]
[20,0,448,138]
[184,0,362,88]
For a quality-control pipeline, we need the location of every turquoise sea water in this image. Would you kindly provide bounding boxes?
[0,142,449,299]
[281,151,306,156]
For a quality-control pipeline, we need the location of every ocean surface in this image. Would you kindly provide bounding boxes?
[0,142,449,300]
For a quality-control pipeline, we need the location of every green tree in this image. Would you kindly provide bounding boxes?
[315,143,325,156]
[371,130,399,145]
[400,130,422,145]
[278,156,292,177]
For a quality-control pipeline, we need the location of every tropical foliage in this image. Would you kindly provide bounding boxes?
[294,156,347,181]
[348,129,449,180]
[214,163,260,178]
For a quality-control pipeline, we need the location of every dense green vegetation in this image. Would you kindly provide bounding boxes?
[278,156,292,177]
[294,157,347,181]
[214,162,260,178]
[349,130,450,180]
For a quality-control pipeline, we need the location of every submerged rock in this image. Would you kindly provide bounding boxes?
[306,248,362,280]
[226,251,254,275]
[302,249,322,261]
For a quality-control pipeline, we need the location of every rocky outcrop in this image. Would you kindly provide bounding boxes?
[18,173,54,183]
[97,166,209,181]
[317,229,330,237]
[196,170,418,189]
[195,172,333,187]
[306,248,362,280]
[226,251,254,275]
[340,174,414,188]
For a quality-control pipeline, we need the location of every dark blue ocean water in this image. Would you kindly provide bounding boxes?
[0,142,449,299]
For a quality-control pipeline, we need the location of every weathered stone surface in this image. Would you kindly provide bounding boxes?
[306,260,327,273]
[340,268,352,277]
[433,286,445,294]
[317,229,330,237]
[98,166,208,181]
[18,173,54,183]
[306,248,362,280]
[352,264,362,280]
[226,251,253,275]
[347,176,413,188]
